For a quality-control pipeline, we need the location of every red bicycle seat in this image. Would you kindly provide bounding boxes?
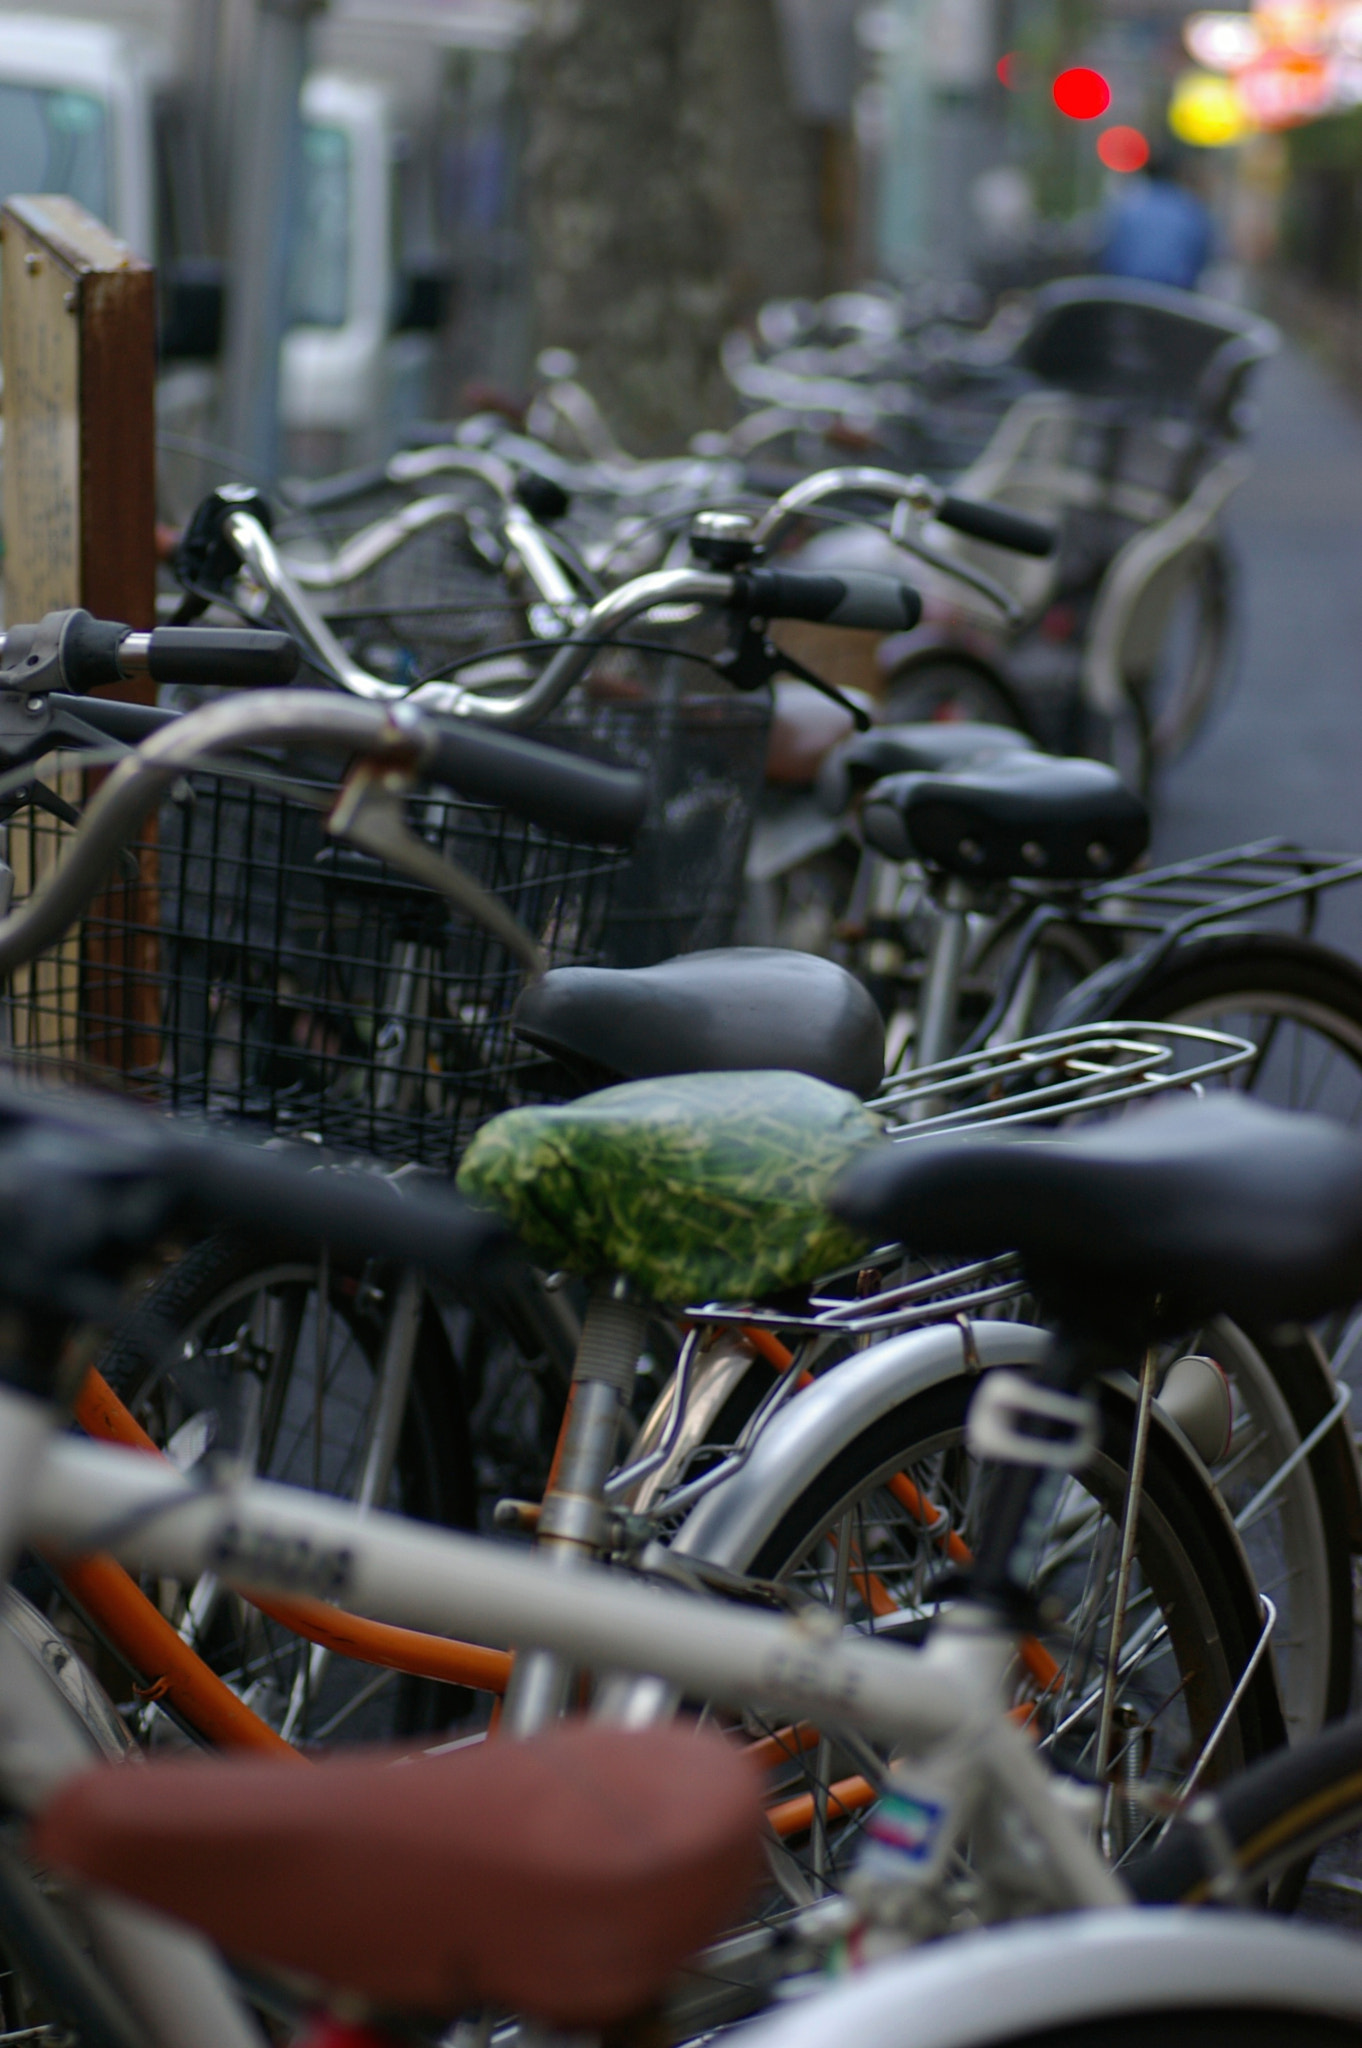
[32,1721,764,2026]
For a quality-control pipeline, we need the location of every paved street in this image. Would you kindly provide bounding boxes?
[1139,341,1362,1916]
[1152,341,1362,964]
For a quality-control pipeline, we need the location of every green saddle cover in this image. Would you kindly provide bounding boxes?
[457,1070,886,1305]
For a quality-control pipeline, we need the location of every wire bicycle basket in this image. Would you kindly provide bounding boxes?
[0,756,626,1171]
[0,664,771,1167]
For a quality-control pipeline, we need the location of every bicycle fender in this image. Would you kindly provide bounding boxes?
[668,1320,1048,1572]
[732,1912,1362,2048]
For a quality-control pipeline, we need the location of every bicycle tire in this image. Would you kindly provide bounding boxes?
[996,2016,1357,2048]
[653,1361,1284,2037]
[657,1362,1284,1931]
[93,1231,477,1745]
[1121,930,1362,1126]
[743,1373,1282,1779]
[1118,928,1362,1723]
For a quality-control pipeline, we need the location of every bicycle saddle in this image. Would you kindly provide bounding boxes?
[31,1723,763,2028]
[816,720,1036,815]
[831,1096,1362,1334]
[860,753,1149,882]
[459,1069,881,1304]
[512,947,886,1098]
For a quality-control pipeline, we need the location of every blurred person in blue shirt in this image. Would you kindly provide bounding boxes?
[1099,148,1214,292]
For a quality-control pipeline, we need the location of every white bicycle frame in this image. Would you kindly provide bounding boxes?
[11,1387,1116,1919]
[1,1376,1352,2048]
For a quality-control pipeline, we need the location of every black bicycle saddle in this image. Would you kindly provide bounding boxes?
[512,948,886,1099]
[860,752,1149,882]
[816,721,1035,814]
[832,1096,1362,1334]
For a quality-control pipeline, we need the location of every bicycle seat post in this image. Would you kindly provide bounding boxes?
[912,877,975,1075]
[502,1279,647,1736]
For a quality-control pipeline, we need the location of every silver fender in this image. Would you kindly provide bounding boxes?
[669,1319,1049,1571]
[1,1588,135,1767]
[0,1602,266,2048]
[734,1911,1362,2048]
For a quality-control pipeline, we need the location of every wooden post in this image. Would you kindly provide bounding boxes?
[1,194,156,628]
[1,196,159,1081]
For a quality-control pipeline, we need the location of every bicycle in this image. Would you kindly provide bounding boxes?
[0,639,1338,1782]
[5,1089,1362,2043]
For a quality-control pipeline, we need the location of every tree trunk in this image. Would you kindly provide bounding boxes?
[523,0,829,452]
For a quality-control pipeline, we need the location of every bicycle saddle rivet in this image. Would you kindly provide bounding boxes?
[1021,840,1047,868]
[958,837,985,864]
[1087,841,1113,869]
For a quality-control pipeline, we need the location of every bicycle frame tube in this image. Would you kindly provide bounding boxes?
[70,1369,514,1719]
[26,1426,1123,1908]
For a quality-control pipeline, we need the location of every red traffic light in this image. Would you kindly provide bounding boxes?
[1053,67,1111,120]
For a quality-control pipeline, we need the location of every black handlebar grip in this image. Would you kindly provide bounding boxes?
[737,569,922,633]
[419,719,647,847]
[145,627,301,687]
[936,495,1057,558]
[173,1139,514,1285]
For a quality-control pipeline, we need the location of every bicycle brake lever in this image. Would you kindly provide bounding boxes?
[2,778,140,880]
[326,762,546,980]
[713,620,873,731]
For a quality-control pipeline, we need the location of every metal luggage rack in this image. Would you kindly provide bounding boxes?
[1075,840,1362,944]
[689,1019,1254,1344]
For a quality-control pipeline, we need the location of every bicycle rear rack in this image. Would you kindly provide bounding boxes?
[689,1019,1253,1344]
[1077,839,1362,944]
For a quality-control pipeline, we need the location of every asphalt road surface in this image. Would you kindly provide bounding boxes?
[1152,341,1362,961]
[1169,342,1362,1916]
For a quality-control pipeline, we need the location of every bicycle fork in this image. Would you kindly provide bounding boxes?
[501,1284,647,1735]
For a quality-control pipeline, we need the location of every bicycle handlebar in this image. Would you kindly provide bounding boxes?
[0,690,645,980]
[0,610,300,695]
[935,494,1057,558]
[221,514,926,729]
[169,1133,512,1283]
[747,466,1053,623]
[736,567,922,632]
[280,491,583,620]
[0,1085,513,1348]
[420,718,646,845]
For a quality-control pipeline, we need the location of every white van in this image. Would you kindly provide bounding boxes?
[0,6,529,469]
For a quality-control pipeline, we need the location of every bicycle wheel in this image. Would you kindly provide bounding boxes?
[697,1366,1281,1892]
[90,1232,478,1746]
[1118,929,1362,1707]
[881,656,1033,734]
[1119,931,1362,1124]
